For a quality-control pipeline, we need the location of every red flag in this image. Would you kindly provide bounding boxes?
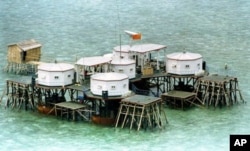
[124,30,142,40]
[132,33,141,40]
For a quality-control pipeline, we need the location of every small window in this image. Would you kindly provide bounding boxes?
[118,69,124,73]
[172,65,176,68]
[130,68,133,72]
[111,86,116,89]
[68,75,71,78]
[54,76,59,79]
[185,65,190,68]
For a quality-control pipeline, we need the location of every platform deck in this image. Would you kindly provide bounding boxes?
[54,101,91,121]
[161,90,197,109]
[199,74,235,83]
[121,94,161,106]
[115,95,167,131]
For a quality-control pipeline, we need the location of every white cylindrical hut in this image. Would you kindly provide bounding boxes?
[111,59,136,79]
[90,72,129,97]
[111,45,136,79]
[166,52,203,75]
[113,45,131,60]
[37,62,75,86]
[75,56,111,83]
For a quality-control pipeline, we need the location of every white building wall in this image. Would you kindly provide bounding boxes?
[113,51,130,60]
[49,72,64,86]
[166,59,178,74]
[37,70,74,86]
[90,79,129,96]
[37,70,48,85]
[112,64,136,79]
[90,80,105,95]
[166,59,202,75]
[63,70,75,85]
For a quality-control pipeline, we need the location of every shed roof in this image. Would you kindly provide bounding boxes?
[130,44,167,53]
[166,52,202,61]
[121,95,161,105]
[14,39,42,51]
[76,56,111,66]
[38,63,74,71]
[113,43,167,54]
[91,72,128,81]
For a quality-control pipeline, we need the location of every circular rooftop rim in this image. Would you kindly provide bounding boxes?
[113,45,130,53]
[38,63,74,71]
[166,52,202,61]
[91,72,128,81]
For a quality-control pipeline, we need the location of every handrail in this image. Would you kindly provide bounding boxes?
[131,84,150,96]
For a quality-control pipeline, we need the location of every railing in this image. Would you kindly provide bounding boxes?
[131,84,150,96]
[131,84,160,97]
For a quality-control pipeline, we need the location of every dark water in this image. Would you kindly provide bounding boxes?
[0,0,250,150]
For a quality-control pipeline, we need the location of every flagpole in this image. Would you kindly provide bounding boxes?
[119,34,122,58]
[116,0,122,59]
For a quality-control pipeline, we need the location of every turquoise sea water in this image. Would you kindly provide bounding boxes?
[0,0,250,150]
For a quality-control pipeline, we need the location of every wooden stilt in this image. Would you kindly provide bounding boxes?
[115,95,167,131]
[137,107,145,131]
[130,105,136,130]
[195,75,244,108]
[0,86,7,106]
[121,105,130,129]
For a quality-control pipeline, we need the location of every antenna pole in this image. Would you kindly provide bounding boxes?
[119,34,122,58]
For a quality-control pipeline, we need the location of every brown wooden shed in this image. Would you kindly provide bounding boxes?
[5,39,42,74]
[7,39,41,64]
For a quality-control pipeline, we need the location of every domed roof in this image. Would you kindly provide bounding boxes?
[76,56,111,66]
[103,53,113,60]
[38,63,74,71]
[166,52,202,60]
[113,45,130,53]
[91,72,128,81]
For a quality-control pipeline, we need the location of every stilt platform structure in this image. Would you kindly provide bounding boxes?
[1,36,246,134]
[35,84,95,122]
[115,95,167,131]
[54,101,91,121]
[195,74,244,107]
[4,79,35,110]
[83,90,130,125]
[4,39,42,75]
[130,72,201,98]
[2,78,96,121]
[161,90,203,110]
[2,78,68,111]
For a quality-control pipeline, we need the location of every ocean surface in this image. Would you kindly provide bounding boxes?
[0,0,250,150]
